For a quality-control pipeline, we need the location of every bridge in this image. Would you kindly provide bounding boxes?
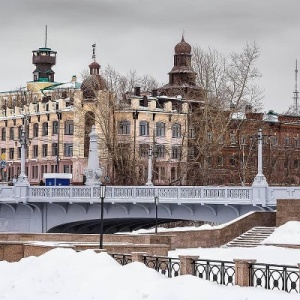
[0,127,296,234]
[0,183,298,233]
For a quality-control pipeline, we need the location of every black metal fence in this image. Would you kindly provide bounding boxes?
[143,255,180,278]
[193,259,235,286]
[110,253,132,265]
[250,263,299,293]
[109,253,299,294]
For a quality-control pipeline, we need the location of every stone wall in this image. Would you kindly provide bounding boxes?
[276,199,300,226]
[158,211,276,249]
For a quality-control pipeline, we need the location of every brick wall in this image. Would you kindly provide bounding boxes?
[158,211,276,249]
[276,199,300,226]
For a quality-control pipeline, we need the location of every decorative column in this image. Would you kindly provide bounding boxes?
[252,129,269,205]
[252,129,268,187]
[84,126,102,186]
[145,147,153,186]
[15,127,29,187]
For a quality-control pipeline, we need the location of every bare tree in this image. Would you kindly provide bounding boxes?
[186,42,263,185]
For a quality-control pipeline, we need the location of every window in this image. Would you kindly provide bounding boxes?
[52,143,58,156]
[295,137,300,148]
[33,145,38,158]
[294,159,299,169]
[230,133,236,145]
[285,136,290,147]
[32,165,38,179]
[139,121,149,136]
[33,123,39,137]
[172,123,181,138]
[139,144,149,158]
[18,126,22,139]
[230,156,236,166]
[270,136,278,146]
[9,148,14,160]
[188,127,195,138]
[9,127,14,140]
[1,149,6,156]
[155,144,165,159]
[41,165,48,177]
[64,120,74,135]
[156,122,165,137]
[171,146,181,159]
[218,135,224,144]
[218,156,224,166]
[188,147,195,160]
[240,135,247,145]
[52,121,58,135]
[42,144,48,157]
[64,143,73,157]
[42,122,48,136]
[64,165,73,174]
[118,121,130,135]
[207,132,212,143]
[17,147,21,159]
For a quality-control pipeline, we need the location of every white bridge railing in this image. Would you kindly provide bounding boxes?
[1,185,300,206]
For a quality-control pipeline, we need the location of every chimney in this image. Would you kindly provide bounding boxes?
[134,87,141,96]
[152,89,158,97]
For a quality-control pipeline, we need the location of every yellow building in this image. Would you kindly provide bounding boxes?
[0,42,190,185]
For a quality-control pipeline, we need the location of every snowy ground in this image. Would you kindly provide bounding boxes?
[0,221,299,299]
[0,248,298,300]
[263,221,300,245]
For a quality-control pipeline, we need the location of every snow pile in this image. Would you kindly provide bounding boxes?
[263,221,300,245]
[0,248,298,300]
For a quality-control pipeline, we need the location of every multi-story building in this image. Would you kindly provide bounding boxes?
[1,37,300,186]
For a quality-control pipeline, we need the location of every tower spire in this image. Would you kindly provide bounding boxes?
[92,43,96,62]
[45,25,48,48]
[294,59,299,113]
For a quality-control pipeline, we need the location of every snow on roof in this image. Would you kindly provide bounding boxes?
[43,173,72,179]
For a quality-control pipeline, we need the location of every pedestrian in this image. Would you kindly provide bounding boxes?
[39,180,45,186]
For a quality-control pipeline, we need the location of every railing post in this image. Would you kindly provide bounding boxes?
[131,252,148,263]
[298,263,300,292]
[234,259,256,287]
[179,255,198,276]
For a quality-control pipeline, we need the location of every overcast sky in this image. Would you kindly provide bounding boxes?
[0,0,299,113]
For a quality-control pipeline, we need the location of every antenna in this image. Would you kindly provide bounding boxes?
[92,43,96,61]
[45,25,48,48]
[294,59,299,113]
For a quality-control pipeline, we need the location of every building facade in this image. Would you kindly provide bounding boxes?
[1,37,300,186]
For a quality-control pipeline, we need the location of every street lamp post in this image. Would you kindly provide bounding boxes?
[99,184,106,249]
[154,195,159,234]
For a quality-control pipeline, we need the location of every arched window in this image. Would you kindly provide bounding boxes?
[156,122,165,137]
[118,121,130,135]
[64,120,74,135]
[42,122,48,136]
[18,126,22,139]
[139,121,149,136]
[33,123,39,137]
[52,121,58,135]
[9,127,14,140]
[172,123,181,138]
[1,128,6,141]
